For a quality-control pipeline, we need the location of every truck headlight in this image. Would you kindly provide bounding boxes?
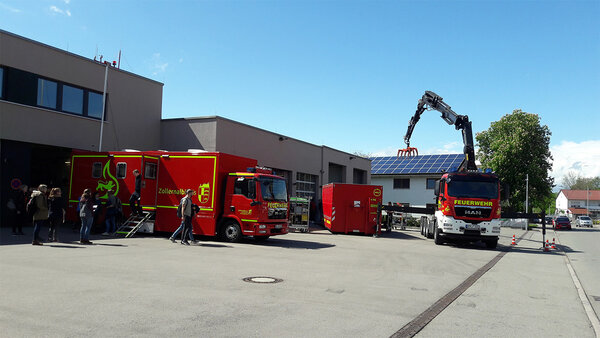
[258,224,266,229]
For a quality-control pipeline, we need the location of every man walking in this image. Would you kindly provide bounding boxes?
[129,169,143,216]
[178,189,195,245]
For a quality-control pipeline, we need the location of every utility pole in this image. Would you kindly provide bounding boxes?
[98,62,109,152]
[525,174,529,213]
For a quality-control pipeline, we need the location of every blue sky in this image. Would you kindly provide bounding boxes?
[1,0,599,185]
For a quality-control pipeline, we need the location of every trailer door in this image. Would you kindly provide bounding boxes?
[141,155,159,208]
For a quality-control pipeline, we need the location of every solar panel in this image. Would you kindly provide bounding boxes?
[370,154,465,175]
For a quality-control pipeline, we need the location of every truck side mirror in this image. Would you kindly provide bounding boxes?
[434,179,440,196]
[251,200,261,206]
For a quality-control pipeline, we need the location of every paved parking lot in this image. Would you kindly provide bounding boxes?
[0,226,595,337]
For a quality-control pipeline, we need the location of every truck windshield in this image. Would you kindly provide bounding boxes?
[447,178,498,200]
[259,177,288,201]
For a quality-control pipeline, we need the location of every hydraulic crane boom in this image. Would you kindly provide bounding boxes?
[401,91,477,171]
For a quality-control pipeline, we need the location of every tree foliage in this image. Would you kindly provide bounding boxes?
[476,110,554,212]
[561,171,600,190]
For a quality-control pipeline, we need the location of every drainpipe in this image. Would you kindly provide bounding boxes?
[98,62,109,152]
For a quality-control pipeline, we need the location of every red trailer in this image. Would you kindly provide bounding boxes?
[67,150,289,241]
[322,183,383,235]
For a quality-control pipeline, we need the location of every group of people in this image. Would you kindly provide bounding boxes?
[8,168,199,246]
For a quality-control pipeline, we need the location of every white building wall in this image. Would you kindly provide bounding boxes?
[555,192,569,214]
[371,175,437,207]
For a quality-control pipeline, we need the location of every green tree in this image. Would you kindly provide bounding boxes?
[561,171,600,190]
[476,110,554,212]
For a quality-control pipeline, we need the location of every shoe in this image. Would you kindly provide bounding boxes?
[181,241,190,246]
[169,237,176,243]
[32,241,43,246]
[102,232,110,236]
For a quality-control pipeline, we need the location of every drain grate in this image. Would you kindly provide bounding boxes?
[592,296,600,302]
[243,276,283,284]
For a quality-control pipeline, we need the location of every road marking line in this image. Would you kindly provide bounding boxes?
[554,232,600,336]
[391,231,531,338]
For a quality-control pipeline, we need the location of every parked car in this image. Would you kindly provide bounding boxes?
[544,216,553,225]
[575,216,593,227]
[553,216,571,230]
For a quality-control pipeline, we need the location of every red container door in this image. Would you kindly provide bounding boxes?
[141,155,159,210]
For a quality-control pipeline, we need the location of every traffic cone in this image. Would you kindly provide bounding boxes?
[551,238,556,250]
[544,239,550,252]
[511,234,516,245]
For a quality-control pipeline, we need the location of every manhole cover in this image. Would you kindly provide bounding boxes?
[592,296,600,302]
[243,276,283,284]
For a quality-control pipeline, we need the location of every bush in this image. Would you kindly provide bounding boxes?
[405,217,419,228]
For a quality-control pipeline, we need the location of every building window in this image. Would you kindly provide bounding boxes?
[116,163,127,179]
[353,168,366,184]
[62,85,84,114]
[144,162,157,179]
[426,178,436,190]
[88,91,104,119]
[37,78,57,109]
[328,163,345,183]
[296,172,317,199]
[92,162,102,178]
[393,178,410,189]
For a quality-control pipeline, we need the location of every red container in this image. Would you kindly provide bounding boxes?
[322,183,383,235]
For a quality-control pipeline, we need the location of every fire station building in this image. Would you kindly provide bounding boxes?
[0,29,370,225]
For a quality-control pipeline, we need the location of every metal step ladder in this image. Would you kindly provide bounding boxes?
[113,211,154,238]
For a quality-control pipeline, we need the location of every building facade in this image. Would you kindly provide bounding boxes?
[161,116,371,201]
[555,189,600,219]
[370,154,465,207]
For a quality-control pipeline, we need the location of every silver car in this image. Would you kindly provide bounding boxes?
[575,216,593,227]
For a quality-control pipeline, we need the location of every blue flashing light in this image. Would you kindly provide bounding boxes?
[484,168,493,174]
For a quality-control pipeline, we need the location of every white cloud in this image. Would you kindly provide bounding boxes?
[0,2,22,12]
[63,0,71,4]
[50,5,71,16]
[149,53,168,75]
[551,140,600,187]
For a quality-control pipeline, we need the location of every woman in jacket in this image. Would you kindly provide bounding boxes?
[47,187,65,242]
[31,184,48,246]
[79,189,94,244]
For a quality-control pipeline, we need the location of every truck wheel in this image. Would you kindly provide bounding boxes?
[427,222,434,239]
[434,227,443,245]
[221,220,242,243]
[420,223,425,236]
[485,239,498,249]
[423,223,429,238]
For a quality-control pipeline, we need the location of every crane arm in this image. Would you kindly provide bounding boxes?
[401,91,477,171]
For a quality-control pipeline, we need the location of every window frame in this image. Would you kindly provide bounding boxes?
[116,163,127,179]
[393,178,410,189]
[143,162,157,179]
[426,178,436,190]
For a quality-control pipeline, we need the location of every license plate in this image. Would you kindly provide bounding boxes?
[275,224,282,229]
[465,224,480,230]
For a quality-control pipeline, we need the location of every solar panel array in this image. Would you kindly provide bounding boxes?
[370,154,465,175]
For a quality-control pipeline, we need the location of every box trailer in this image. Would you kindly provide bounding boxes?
[67,150,289,241]
[322,183,382,235]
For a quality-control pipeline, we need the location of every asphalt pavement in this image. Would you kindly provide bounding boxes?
[0,224,597,337]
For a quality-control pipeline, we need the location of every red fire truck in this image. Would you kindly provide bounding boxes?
[67,150,289,241]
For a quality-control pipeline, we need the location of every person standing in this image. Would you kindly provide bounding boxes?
[179,189,194,245]
[47,188,66,242]
[79,190,94,244]
[129,169,143,216]
[31,184,49,246]
[103,189,117,236]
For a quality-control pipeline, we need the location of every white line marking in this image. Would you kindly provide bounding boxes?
[555,232,600,335]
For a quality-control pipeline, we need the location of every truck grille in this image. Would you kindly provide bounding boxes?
[454,206,491,219]
[268,209,287,219]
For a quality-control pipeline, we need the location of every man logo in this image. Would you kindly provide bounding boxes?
[373,188,382,197]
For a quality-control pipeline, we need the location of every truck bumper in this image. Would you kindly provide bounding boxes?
[243,223,288,236]
[436,213,501,241]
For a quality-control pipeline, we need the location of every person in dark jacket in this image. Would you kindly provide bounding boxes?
[129,169,143,216]
[79,190,94,244]
[103,189,117,235]
[47,187,66,242]
[13,184,28,235]
[31,184,49,246]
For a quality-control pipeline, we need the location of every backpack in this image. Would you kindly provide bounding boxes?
[176,203,183,218]
[26,195,38,218]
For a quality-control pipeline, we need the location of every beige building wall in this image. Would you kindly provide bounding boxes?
[161,116,371,199]
[0,30,163,151]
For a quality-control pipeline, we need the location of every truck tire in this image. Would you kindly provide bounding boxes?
[485,239,498,249]
[420,222,425,236]
[427,222,434,239]
[221,220,242,243]
[434,227,443,245]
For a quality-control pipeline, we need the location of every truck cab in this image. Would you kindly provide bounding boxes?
[431,171,502,248]
[221,167,289,242]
